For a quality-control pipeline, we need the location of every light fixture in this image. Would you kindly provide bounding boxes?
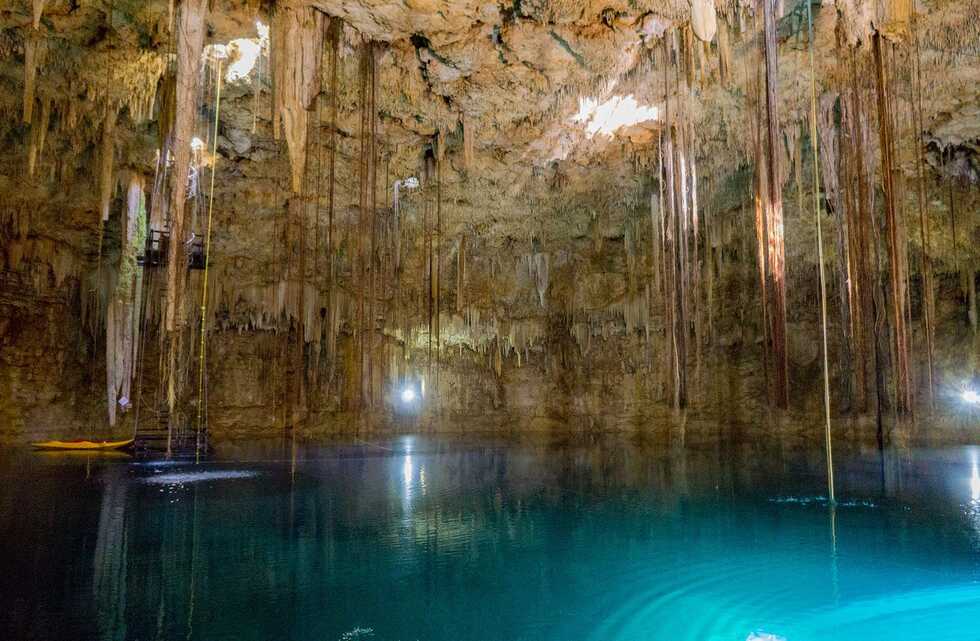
[400,387,417,404]
[962,389,980,405]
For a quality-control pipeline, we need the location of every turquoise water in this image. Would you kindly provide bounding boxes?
[2,436,980,641]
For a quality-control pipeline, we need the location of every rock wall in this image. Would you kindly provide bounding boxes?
[1,0,978,444]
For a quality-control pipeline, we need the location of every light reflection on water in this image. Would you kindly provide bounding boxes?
[143,470,258,485]
[970,449,980,502]
[1,436,980,641]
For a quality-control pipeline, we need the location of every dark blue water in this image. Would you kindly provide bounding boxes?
[2,436,980,641]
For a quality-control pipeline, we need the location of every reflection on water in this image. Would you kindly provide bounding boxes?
[2,436,980,641]
[971,450,980,502]
[142,470,259,485]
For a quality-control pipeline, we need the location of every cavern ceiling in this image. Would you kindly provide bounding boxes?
[5,0,978,247]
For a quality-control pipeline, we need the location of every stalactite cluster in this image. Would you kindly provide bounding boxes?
[757,0,789,410]
[161,0,208,436]
[2,0,978,442]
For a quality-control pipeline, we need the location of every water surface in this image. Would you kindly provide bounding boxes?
[2,436,979,641]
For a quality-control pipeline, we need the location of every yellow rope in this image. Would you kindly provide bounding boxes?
[196,58,222,454]
[807,1,834,505]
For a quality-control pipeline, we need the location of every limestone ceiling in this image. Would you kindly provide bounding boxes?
[1,0,978,242]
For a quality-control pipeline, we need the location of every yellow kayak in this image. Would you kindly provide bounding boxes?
[32,438,134,451]
[35,450,131,460]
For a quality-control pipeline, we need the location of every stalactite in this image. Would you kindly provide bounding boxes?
[656,129,671,395]
[275,3,327,426]
[150,72,177,234]
[157,71,177,150]
[806,0,835,501]
[456,234,466,313]
[717,14,732,86]
[271,4,324,194]
[22,33,44,124]
[969,270,978,335]
[165,0,206,333]
[674,98,688,404]
[761,0,789,409]
[287,194,308,427]
[795,128,806,277]
[842,52,876,414]
[435,138,444,408]
[462,112,475,169]
[890,45,916,411]
[107,175,144,427]
[649,185,662,301]
[27,97,51,179]
[911,21,935,407]
[671,126,687,410]
[308,23,326,397]
[752,42,772,405]
[163,0,207,432]
[125,176,144,413]
[683,26,695,88]
[326,19,340,391]
[704,177,714,341]
[690,137,702,394]
[518,252,550,308]
[660,37,686,409]
[353,42,376,409]
[367,44,380,407]
[948,180,965,325]
[817,92,854,410]
[32,0,47,29]
[422,151,434,396]
[873,33,912,415]
[691,0,717,43]
[98,109,118,223]
[106,296,119,426]
[625,221,637,294]
[623,289,649,336]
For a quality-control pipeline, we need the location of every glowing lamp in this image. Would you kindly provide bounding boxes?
[401,388,417,404]
[963,390,980,405]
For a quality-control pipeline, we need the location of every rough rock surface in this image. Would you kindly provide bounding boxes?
[0,0,978,444]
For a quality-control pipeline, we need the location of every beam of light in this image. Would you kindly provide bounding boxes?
[202,20,268,83]
[963,389,980,405]
[401,387,416,403]
[570,94,659,138]
[224,38,262,82]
